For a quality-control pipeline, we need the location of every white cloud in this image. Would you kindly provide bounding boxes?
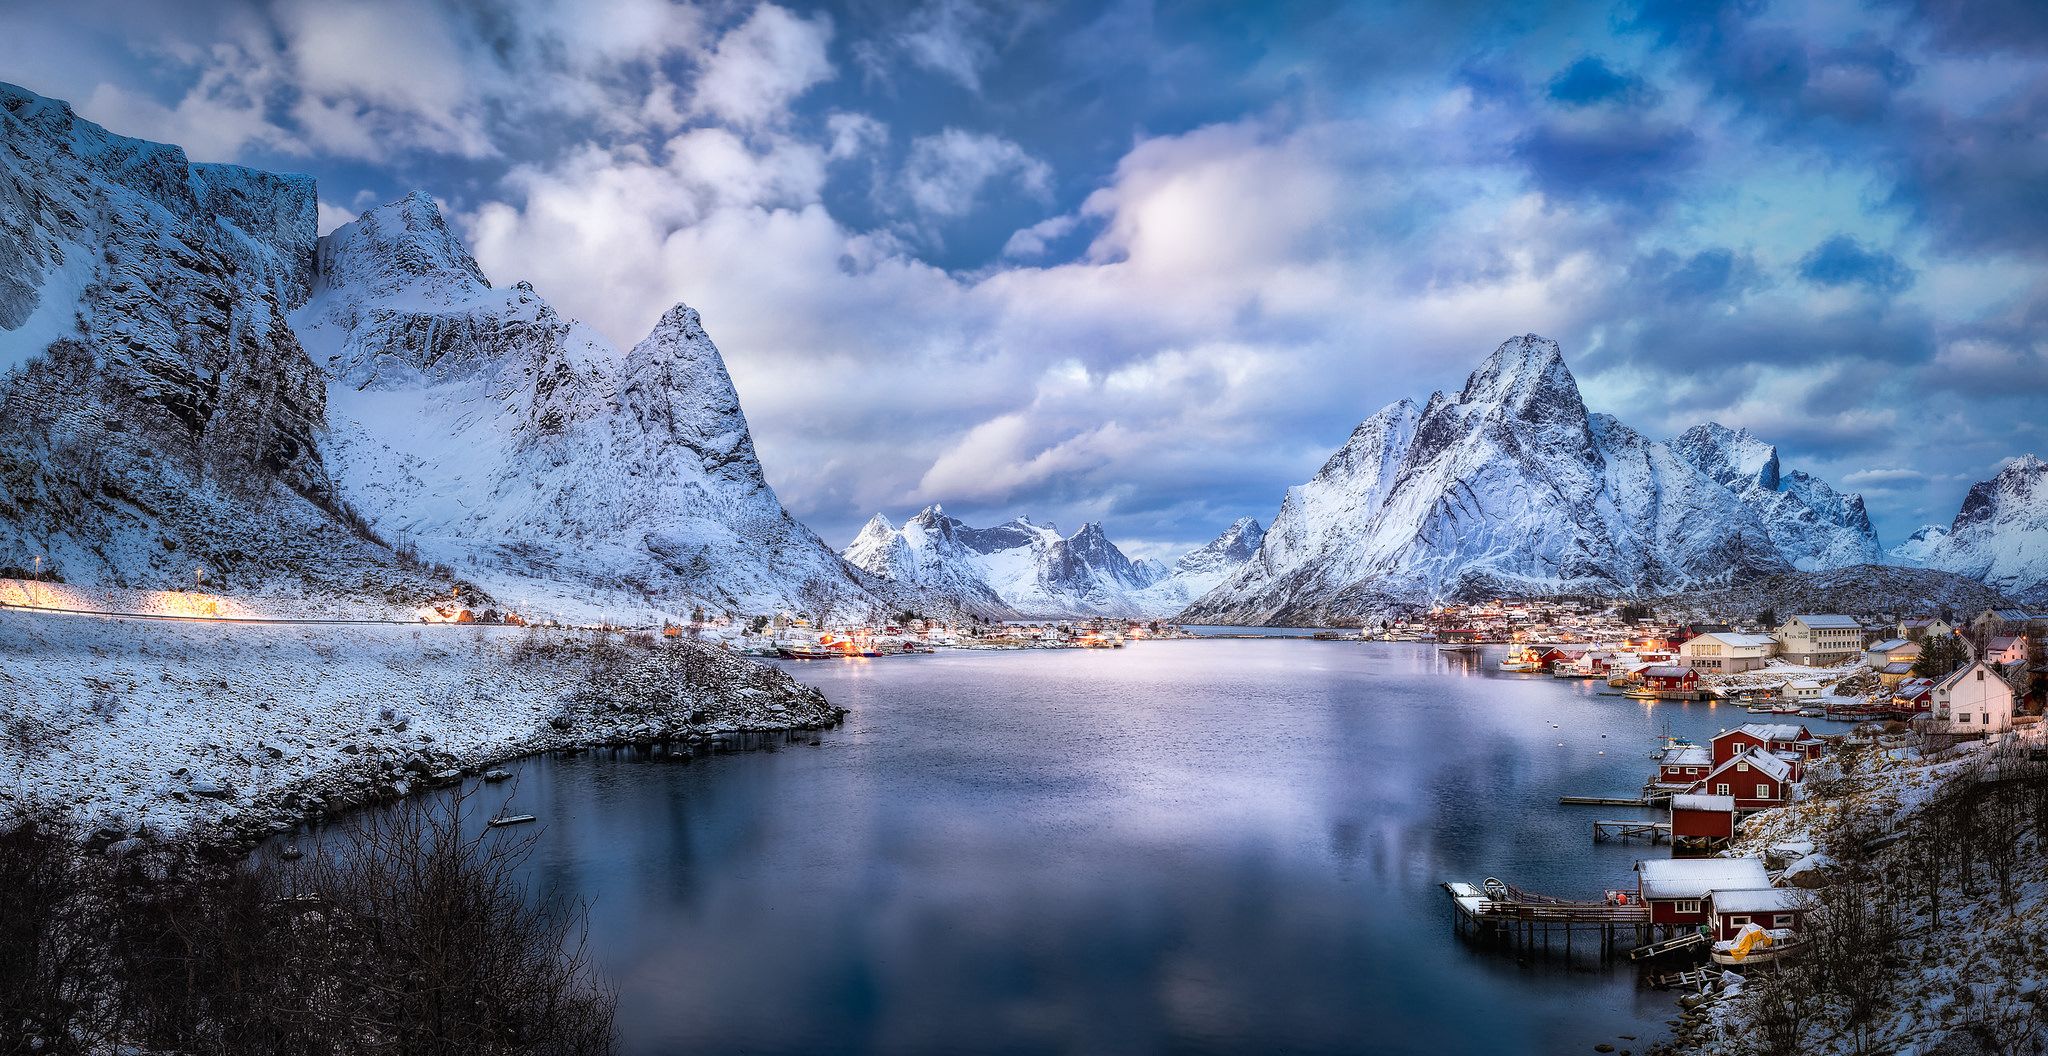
[316,201,359,236]
[688,4,836,130]
[1001,214,1078,258]
[900,129,1052,221]
[856,0,1047,93]
[825,111,889,161]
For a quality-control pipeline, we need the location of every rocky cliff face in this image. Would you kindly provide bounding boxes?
[294,193,893,620]
[1183,335,1795,624]
[1670,423,1881,571]
[0,82,434,599]
[1889,456,2048,601]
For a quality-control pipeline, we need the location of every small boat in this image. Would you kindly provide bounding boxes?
[1797,706,1825,718]
[488,814,538,827]
[1711,930,1805,967]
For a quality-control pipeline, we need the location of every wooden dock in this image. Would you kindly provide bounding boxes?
[1559,794,1649,806]
[1444,879,1651,960]
[1593,819,1671,844]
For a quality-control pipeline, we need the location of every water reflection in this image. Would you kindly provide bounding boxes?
[360,641,1826,1055]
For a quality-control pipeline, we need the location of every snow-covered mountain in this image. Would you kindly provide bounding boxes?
[843,506,1254,618]
[1130,517,1267,615]
[1888,456,2048,601]
[0,82,442,601]
[1670,423,1882,570]
[0,82,892,620]
[1184,335,1799,624]
[292,192,892,620]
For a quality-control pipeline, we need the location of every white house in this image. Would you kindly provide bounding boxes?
[1928,660,2015,735]
[1680,632,1778,673]
[1776,615,1862,666]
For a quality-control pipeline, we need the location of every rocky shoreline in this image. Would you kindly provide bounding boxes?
[0,610,844,857]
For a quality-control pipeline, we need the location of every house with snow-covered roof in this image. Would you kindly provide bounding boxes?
[1707,887,1807,941]
[1689,746,1794,810]
[1898,616,1956,642]
[1776,615,1862,666]
[1984,635,2029,669]
[1670,793,1737,852]
[1679,632,1777,673]
[1927,660,2015,736]
[1637,857,1772,926]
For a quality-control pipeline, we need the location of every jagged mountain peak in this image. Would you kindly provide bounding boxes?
[317,191,490,302]
[1456,334,1579,413]
[1889,455,2047,600]
[1675,422,1779,490]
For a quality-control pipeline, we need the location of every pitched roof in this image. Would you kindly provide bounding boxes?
[1881,662,1916,675]
[1710,887,1803,915]
[1673,793,1736,812]
[1933,660,1990,693]
[1660,745,1712,767]
[1793,614,1859,629]
[1691,632,1777,648]
[1867,638,1910,652]
[1642,665,1694,678]
[1638,857,1772,900]
[1694,746,1793,786]
[1725,723,1807,742]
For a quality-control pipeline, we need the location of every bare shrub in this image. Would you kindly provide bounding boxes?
[0,810,116,1055]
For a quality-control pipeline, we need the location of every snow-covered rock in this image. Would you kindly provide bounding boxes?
[1184,335,1794,624]
[1888,455,2048,601]
[291,193,898,622]
[1670,423,1881,570]
[843,506,1233,618]
[1130,517,1267,615]
[0,82,441,601]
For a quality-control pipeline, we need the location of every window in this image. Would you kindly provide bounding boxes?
[1716,783,1730,796]
[1727,915,1749,929]
[1675,900,1702,914]
[1959,713,1971,723]
[1756,784,1771,799]
[1686,767,1700,775]
[1774,914,1794,928]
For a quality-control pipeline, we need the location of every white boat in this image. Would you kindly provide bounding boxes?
[1711,929,1804,966]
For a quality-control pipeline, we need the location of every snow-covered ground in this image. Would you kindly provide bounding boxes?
[0,607,839,846]
[1660,730,2048,1055]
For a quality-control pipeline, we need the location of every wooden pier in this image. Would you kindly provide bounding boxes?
[1444,879,1650,960]
[1558,794,1649,806]
[1593,819,1671,844]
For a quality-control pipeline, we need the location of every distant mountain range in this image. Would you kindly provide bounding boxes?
[842,507,1264,619]
[2,82,2040,623]
[1183,335,2044,623]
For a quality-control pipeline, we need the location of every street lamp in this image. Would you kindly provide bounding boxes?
[31,555,41,580]
[194,566,205,591]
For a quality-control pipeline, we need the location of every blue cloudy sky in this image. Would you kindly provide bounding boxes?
[5,0,2045,557]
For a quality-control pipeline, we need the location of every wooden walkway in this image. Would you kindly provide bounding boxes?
[1593,819,1670,844]
[1444,879,1651,960]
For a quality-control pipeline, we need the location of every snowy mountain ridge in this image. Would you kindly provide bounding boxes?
[1670,422,1882,570]
[293,192,896,620]
[1888,455,2048,601]
[844,507,1261,618]
[0,81,892,621]
[1183,335,1803,624]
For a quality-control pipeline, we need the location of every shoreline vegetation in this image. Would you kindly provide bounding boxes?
[4,788,617,1055]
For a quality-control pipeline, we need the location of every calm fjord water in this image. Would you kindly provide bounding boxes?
[484,641,1796,1055]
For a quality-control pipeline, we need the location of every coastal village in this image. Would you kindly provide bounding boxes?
[1428,599,2048,1053]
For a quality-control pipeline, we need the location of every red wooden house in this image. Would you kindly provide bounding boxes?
[1707,887,1806,941]
[1637,857,1772,927]
[1638,666,1700,692]
[1670,793,1737,852]
[1689,746,1793,809]
[1655,744,1713,787]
